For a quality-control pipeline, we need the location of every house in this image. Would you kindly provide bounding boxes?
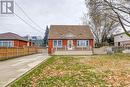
[48,25,94,54]
[114,31,130,46]
[0,32,33,47]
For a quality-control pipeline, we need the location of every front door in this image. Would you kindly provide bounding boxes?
[67,40,73,50]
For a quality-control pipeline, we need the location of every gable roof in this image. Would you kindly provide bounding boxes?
[0,32,28,41]
[48,25,94,39]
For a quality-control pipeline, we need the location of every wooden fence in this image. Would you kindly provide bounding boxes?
[0,47,37,60]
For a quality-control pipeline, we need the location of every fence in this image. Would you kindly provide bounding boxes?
[95,42,114,48]
[0,47,37,60]
[37,47,48,54]
[112,46,130,53]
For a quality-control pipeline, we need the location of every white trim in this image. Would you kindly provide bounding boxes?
[67,40,73,50]
[53,40,62,48]
[77,40,89,47]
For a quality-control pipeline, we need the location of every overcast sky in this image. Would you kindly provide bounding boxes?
[0,0,86,37]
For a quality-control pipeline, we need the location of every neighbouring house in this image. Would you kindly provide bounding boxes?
[114,31,130,46]
[0,32,33,47]
[48,25,94,54]
[24,36,44,47]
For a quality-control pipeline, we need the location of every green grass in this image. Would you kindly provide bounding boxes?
[9,54,130,87]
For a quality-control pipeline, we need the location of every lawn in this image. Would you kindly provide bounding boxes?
[9,54,130,87]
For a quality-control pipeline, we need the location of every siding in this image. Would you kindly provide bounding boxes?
[62,40,67,47]
[114,33,130,46]
[14,40,28,47]
[89,39,94,48]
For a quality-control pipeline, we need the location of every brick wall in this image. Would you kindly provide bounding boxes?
[48,39,94,54]
[48,40,53,54]
[14,40,29,47]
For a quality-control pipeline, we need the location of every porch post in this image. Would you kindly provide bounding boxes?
[82,46,83,51]
[56,46,57,51]
[65,46,66,51]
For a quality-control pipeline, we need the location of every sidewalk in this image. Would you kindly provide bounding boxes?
[0,53,49,87]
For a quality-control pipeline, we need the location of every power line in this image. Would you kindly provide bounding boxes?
[14,13,43,35]
[1,2,44,35]
[15,2,44,32]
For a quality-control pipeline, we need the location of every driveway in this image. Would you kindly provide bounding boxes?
[0,53,49,87]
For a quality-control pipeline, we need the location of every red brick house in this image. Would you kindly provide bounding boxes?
[0,32,33,47]
[48,25,94,54]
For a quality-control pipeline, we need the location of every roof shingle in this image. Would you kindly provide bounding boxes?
[48,25,94,39]
[0,32,28,41]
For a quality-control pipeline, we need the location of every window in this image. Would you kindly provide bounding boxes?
[53,40,62,47]
[118,42,120,46]
[53,40,57,47]
[77,40,89,47]
[0,41,2,47]
[58,40,62,47]
[0,41,14,47]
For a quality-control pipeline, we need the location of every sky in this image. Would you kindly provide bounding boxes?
[0,0,86,37]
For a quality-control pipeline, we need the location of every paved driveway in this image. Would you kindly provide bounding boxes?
[0,53,49,87]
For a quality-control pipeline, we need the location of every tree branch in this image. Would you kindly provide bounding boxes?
[104,0,130,37]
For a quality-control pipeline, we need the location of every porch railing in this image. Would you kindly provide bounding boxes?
[51,46,93,54]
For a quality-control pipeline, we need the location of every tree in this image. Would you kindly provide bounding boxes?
[103,0,130,37]
[43,26,49,46]
[84,0,130,47]
[84,0,118,47]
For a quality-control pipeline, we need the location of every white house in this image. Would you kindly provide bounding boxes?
[114,31,130,46]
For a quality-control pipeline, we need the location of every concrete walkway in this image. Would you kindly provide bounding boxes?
[0,53,49,87]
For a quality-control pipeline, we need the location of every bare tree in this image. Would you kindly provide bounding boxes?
[84,0,118,46]
[84,0,130,48]
[103,0,130,37]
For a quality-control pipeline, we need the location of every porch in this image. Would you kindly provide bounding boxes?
[51,46,93,55]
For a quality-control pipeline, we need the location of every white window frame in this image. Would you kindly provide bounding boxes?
[53,40,62,48]
[77,40,89,47]
[0,40,14,47]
